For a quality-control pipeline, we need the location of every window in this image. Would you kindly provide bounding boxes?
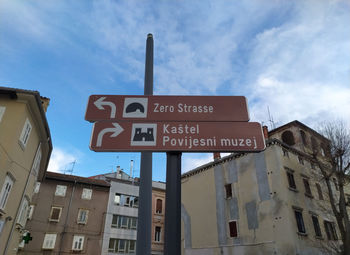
[294,209,306,234]
[72,235,84,251]
[156,199,162,214]
[0,106,5,122]
[114,193,121,205]
[108,239,136,253]
[111,215,137,230]
[81,188,92,200]
[17,197,29,227]
[28,205,35,220]
[55,185,67,197]
[129,240,136,253]
[115,193,139,208]
[34,182,41,193]
[49,207,62,222]
[298,156,304,165]
[121,216,128,228]
[77,209,89,224]
[229,220,238,237]
[282,131,295,146]
[155,226,161,242]
[316,183,323,200]
[19,118,32,148]
[324,221,338,240]
[42,233,57,249]
[225,184,232,199]
[303,178,312,197]
[286,169,297,190]
[118,239,126,252]
[130,217,137,229]
[282,148,289,157]
[311,215,322,237]
[0,174,14,210]
[31,144,42,177]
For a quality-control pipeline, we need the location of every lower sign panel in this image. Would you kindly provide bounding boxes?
[90,121,266,152]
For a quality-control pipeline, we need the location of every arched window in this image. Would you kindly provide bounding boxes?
[300,130,307,146]
[156,199,162,214]
[281,131,295,146]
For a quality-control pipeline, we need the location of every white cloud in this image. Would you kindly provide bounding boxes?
[47,148,79,174]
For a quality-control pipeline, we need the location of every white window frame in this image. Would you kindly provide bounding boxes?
[129,240,136,253]
[0,106,5,123]
[155,226,161,242]
[49,207,62,222]
[42,233,57,250]
[17,197,29,227]
[19,118,32,148]
[34,182,41,193]
[55,185,67,197]
[118,239,126,252]
[31,143,42,177]
[28,205,35,220]
[130,217,137,229]
[77,209,89,224]
[0,174,14,211]
[81,188,92,200]
[72,235,84,251]
[114,193,121,205]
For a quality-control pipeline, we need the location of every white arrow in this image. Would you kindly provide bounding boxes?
[94,97,116,118]
[96,123,124,147]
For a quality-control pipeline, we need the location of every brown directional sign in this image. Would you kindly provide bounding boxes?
[89,121,265,152]
[85,95,249,122]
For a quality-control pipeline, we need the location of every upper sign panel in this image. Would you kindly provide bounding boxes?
[85,95,249,122]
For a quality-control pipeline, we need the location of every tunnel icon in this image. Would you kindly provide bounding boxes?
[123,98,148,118]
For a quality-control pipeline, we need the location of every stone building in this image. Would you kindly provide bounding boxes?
[20,172,110,254]
[0,87,52,255]
[181,120,350,255]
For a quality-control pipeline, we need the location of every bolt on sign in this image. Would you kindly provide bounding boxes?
[85,95,249,122]
[89,121,265,152]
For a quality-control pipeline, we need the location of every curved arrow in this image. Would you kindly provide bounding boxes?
[94,97,116,118]
[96,123,124,147]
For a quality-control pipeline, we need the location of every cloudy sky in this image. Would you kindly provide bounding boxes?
[1,0,349,181]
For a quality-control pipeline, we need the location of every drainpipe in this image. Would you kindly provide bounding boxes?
[58,179,76,255]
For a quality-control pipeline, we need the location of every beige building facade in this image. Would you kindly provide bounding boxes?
[0,87,52,255]
[181,121,349,255]
[21,172,110,254]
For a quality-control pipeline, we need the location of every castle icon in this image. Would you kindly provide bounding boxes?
[133,128,155,142]
[130,123,157,146]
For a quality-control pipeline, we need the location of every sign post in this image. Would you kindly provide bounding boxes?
[85,36,266,255]
[136,33,153,255]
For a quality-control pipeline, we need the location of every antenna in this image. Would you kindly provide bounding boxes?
[267,106,276,130]
[64,161,76,175]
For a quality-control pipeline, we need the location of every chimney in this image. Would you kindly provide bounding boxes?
[263,126,269,139]
[213,152,221,161]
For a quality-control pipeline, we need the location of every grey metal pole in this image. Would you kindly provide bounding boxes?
[136,33,153,255]
[164,152,182,255]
